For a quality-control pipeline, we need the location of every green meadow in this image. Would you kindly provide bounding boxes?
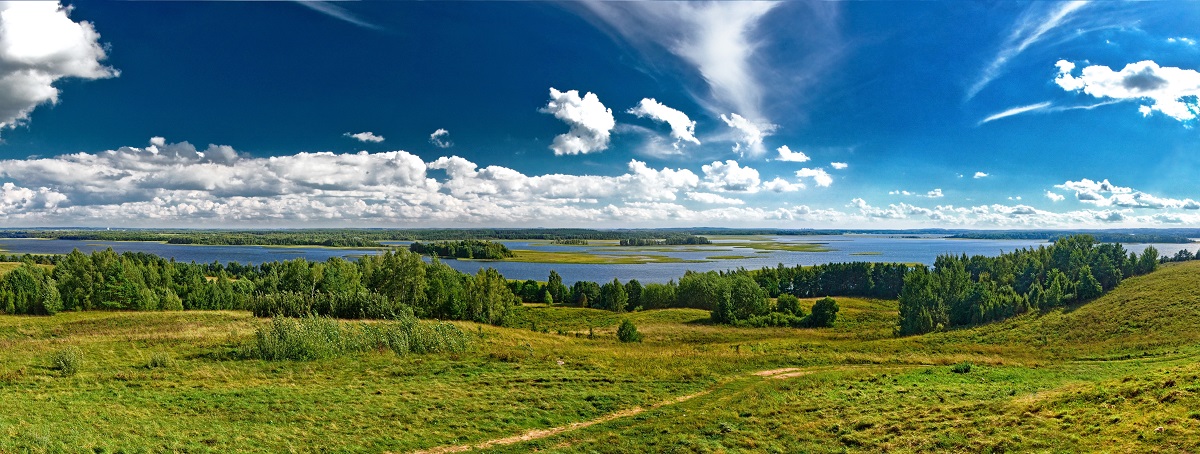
[2,262,1200,452]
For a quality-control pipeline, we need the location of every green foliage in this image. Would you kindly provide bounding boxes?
[49,347,82,375]
[598,279,628,312]
[616,319,642,343]
[148,352,174,369]
[246,315,469,361]
[775,294,805,317]
[0,262,62,315]
[409,240,514,260]
[618,235,711,246]
[896,235,1159,336]
[950,362,973,374]
[808,297,839,327]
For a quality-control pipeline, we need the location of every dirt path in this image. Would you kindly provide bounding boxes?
[411,367,815,454]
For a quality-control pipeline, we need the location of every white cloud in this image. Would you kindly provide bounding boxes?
[795,168,832,187]
[429,128,452,148]
[927,189,944,198]
[830,162,848,170]
[1167,37,1197,46]
[297,1,380,30]
[627,98,700,148]
[721,112,773,155]
[1055,59,1200,122]
[1055,178,1200,209]
[540,88,616,155]
[978,102,1052,125]
[974,172,989,179]
[968,1,1089,99]
[761,177,804,193]
[686,191,745,205]
[702,160,760,192]
[344,131,384,143]
[774,145,810,162]
[0,2,117,132]
[1045,191,1065,202]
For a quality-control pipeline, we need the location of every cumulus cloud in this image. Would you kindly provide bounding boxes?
[720,112,773,155]
[927,189,944,198]
[540,88,616,155]
[1055,60,1200,122]
[686,191,745,205]
[774,145,810,162]
[429,128,452,148]
[702,160,760,192]
[344,131,384,143]
[974,172,989,179]
[627,98,700,148]
[0,2,117,132]
[795,168,832,187]
[830,162,848,170]
[1055,178,1200,209]
[762,177,804,193]
[1045,191,1065,202]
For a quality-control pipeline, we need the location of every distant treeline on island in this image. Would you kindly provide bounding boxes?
[618,235,711,246]
[948,231,1196,244]
[1,227,1197,248]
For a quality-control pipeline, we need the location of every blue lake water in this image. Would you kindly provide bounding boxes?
[2,236,1196,285]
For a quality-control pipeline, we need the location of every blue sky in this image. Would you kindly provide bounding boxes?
[0,1,1198,228]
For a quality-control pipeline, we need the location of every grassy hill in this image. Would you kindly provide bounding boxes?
[0,263,1198,452]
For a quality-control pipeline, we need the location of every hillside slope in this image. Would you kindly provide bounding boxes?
[956,260,1200,358]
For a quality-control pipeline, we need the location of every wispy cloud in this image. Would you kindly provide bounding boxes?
[967,1,1089,100]
[297,1,380,30]
[978,102,1052,125]
[576,1,841,132]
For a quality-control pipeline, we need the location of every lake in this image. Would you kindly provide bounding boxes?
[1,235,1196,285]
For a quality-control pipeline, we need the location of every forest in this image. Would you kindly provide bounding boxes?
[0,235,1179,335]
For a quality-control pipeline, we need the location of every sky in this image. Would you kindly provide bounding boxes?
[0,1,1198,229]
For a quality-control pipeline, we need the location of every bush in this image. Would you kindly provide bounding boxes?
[951,362,973,374]
[248,316,348,361]
[616,319,642,343]
[807,297,840,327]
[50,347,82,375]
[775,294,805,317]
[246,315,470,361]
[148,352,173,368]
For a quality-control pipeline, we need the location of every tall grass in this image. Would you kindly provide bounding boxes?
[245,315,469,361]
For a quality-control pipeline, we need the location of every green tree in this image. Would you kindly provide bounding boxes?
[775,293,804,317]
[807,297,839,328]
[616,319,642,343]
[599,278,628,312]
[729,274,769,322]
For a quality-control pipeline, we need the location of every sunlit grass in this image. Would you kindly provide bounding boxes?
[1,262,1199,451]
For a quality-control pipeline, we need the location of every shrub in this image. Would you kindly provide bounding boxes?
[775,294,805,317]
[616,319,642,343]
[248,316,347,361]
[246,315,469,361]
[951,362,973,374]
[807,297,840,327]
[148,352,173,368]
[50,347,83,375]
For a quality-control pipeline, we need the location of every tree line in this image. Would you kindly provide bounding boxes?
[0,234,1168,334]
[408,240,515,260]
[618,235,712,246]
[0,248,520,326]
[897,235,1160,335]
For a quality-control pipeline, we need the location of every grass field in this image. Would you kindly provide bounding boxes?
[2,262,1200,452]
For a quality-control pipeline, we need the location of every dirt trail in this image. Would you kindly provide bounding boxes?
[411,367,814,454]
